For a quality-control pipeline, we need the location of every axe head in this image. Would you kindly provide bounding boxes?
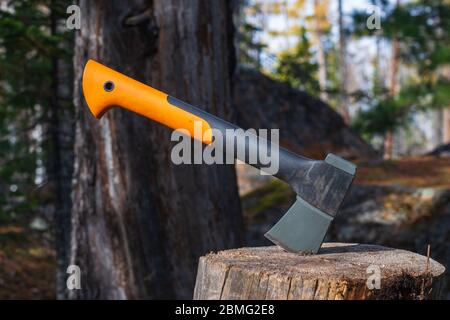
[265,154,356,254]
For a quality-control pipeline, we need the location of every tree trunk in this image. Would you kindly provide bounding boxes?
[383,130,394,160]
[440,66,450,144]
[384,0,400,160]
[48,0,75,300]
[314,0,328,102]
[444,108,450,144]
[338,0,350,123]
[194,243,446,300]
[70,0,243,299]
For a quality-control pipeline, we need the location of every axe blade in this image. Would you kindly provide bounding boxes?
[265,154,356,254]
[264,196,333,254]
[81,61,356,254]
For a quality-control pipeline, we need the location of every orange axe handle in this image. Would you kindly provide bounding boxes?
[82,59,213,143]
[82,60,358,254]
[82,59,311,183]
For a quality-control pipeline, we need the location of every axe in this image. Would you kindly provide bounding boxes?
[82,60,356,253]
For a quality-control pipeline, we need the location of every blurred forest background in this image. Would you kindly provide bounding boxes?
[0,0,449,299]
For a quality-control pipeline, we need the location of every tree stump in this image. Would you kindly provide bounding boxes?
[194,243,446,300]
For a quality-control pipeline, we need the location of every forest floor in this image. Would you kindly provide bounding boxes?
[0,224,55,299]
[0,156,448,299]
[355,156,450,188]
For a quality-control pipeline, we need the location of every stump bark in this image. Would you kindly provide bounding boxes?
[194,243,446,300]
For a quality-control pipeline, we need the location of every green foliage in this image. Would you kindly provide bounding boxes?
[319,37,340,108]
[399,78,450,110]
[237,0,268,70]
[0,0,72,221]
[272,28,320,95]
[352,98,412,139]
[350,0,450,141]
[238,21,267,69]
[352,0,450,78]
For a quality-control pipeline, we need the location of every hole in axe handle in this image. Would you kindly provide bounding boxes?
[103,81,115,92]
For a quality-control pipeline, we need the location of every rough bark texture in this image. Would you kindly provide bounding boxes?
[70,0,243,299]
[48,1,75,300]
[194,243,445,300]
[233,70,377,161]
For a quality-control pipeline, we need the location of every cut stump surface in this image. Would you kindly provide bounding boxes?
[194,243,445,300]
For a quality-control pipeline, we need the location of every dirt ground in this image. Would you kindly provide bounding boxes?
[355,157,450,188]
[0,224,55,299]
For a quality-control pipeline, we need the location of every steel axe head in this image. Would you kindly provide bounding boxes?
[81,60,356,255]
[264,154,356,254]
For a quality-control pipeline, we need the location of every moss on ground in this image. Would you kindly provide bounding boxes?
[241,179,294,219]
